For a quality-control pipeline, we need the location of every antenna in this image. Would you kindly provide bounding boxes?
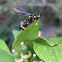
[38,10,43,17]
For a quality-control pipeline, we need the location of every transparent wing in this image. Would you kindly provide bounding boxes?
[14,8,31,16]
[25,13,31,16]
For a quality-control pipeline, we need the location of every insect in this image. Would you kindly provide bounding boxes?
[14,8,41,30]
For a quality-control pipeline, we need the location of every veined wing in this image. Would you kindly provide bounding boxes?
[14,8,31,16]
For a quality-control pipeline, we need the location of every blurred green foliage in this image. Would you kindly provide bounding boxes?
[0,40,15,62]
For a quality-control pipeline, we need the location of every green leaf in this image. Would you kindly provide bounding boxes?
[46,37,62,46]
[47,37,60,46]
[12,30,19,40]
[12,20,39,54]
[33,37,62,62]
[0,49,15,62]
[0,39,10,53]
[57,37,62,42]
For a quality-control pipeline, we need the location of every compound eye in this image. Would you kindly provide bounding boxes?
[34,16,36,18]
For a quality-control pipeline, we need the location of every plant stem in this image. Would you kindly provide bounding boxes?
[25,58,32,62]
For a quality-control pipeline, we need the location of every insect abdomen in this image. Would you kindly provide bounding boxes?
[21,23,28,30]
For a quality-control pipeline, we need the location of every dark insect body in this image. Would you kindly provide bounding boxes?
[14,8,40,30]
